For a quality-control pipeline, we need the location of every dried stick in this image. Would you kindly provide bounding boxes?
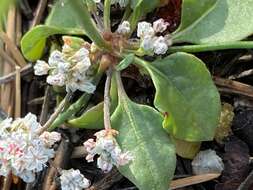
[104,68,112,130]
[0,64,32,85]
[1,5,16,116]
[15,10,22,46]
[28,97,45,105]
[0,48,16,66]
[0,31,26,67]
[2,172,12,190]
[32,0,48,27]
[229,69,253,80]
[170,173,220,189]
[14,66,21,117]
[214,76,253,99]
[87,169,123,190]
[42,137,72,190]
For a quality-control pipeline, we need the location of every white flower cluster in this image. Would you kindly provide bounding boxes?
[60,169,90,190]
[84,129,133,173]
[93,0,129,7]
[0,113,61,182]
[34,45,96,93]
[137,19,172,55]
[117,21,131,35]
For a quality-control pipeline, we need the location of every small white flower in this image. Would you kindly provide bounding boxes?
[117,21,131,35]
[48,50,65,67]
[97,157,113,173]
[60,169,90,190]
[40,132,61,147]
[23,141,54,172]
[141,35,155,52]
[22,113,42,133]
[72,59,91,80]
[153,36,168,55]
[153,18,169,33]
[137,22,155,38]
[46,73,66,86]
[83,139,96,152]
[70,48,90,63]
[93,0,101,3]
[83,129,133,173]
[117,151,133,166]
[34,60,50,76]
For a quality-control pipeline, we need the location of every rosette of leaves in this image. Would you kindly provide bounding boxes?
[20,0,253,189]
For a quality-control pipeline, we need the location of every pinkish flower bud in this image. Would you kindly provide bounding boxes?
[153,18,169,33]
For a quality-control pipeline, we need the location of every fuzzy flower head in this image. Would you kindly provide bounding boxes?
[117,21,131,35]
[137,22,155,38]
[34,37,96,94]
[83,129,133,173]
[153,18,169,33]
[60,169,90,190]
[137,19,172,55]
[0,114,61,182]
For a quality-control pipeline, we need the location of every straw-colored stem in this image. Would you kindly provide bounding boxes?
[32,0,48,27]
[14,66,21,117]
[0,31,26,67]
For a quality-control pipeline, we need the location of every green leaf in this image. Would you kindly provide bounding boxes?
[173,0,218,34]
[115,53,135,71]
[45,0,88,28]
[67,75,118,129]
[135,53,221,141]
[68,102,104,129]
[173,0,253,43]
[21,25,85,61]
[21,0,88,61]
[112,90,176,190]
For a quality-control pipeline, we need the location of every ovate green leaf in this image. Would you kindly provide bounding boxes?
[173,0,253,43]
[174,0,218,34]
[112,92,176,190]
[21,26,85,61]
[135,53,221,141]
[21,0,87,61]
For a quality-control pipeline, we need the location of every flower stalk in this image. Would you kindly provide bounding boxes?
[104,67,113,130]
[37,92,71,135]
[104,0,111,31]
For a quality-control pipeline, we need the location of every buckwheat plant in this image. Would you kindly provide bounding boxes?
[20,0,224,189]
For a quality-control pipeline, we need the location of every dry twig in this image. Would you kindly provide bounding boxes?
[214,76,253,99]
[15,66,21,117]
[0,64,32,85]
[32,0,48,27]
